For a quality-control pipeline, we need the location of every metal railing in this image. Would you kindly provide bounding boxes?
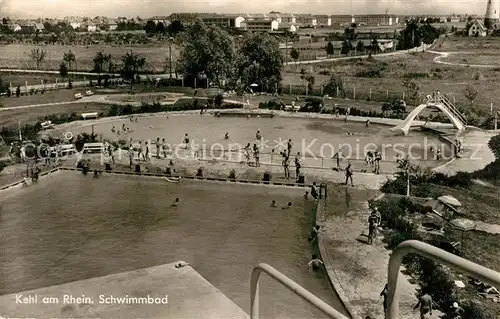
[433,92,468,125]
[250,263,348,319]
[387,240,500,319]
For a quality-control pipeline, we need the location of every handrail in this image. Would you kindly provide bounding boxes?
[250,263,348,319]
[387,240,500,319]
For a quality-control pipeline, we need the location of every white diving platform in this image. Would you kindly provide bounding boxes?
[0,261,248,319]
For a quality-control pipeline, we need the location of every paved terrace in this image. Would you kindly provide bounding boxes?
[0,261,248,319]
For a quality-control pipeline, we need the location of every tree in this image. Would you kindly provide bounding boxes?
[290,48,299,62]
[356,41,365,54]
[29,48,47,69]
[323,73,345,97]
[59,62,68,77]
[402,78,421,106]
[341,40,352,55]
[63,50,76,72]
[145,20,157,34]
[120,50,146,89]
[464,83,478,105]
[371,37,379,53]
[155,22,165,34]
[181,20,237,88]
[326,41,334,57]
[167,20,184,35]
[300,68,315,92]
[238,33,283,93]
[93,51,111,82]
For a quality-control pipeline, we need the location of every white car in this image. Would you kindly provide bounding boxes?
[74,93,83,99]
[85,90,94,96]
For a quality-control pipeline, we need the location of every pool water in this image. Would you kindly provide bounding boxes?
[0,171,347,319]
[72,114,452,167]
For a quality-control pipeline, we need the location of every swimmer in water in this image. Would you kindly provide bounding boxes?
[256,129,261,140]
[111,126,116,133]
[224,132,229,140]
[282,202,292,209]
[171,198,179,207]
[270,200,276,207]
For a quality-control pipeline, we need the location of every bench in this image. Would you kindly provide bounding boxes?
[81,112,99,120]
[74,93,83,99]
[82,142,105,154]
[41,121,53,129]
[59,144,76,156]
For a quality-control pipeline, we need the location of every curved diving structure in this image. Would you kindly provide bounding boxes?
[391,102,466,136]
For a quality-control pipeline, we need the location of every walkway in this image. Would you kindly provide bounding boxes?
[427,51,500,68]
[317,127,497,319]
[317,192,443,319]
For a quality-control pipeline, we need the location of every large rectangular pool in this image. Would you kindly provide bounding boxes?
[0,171,347,318]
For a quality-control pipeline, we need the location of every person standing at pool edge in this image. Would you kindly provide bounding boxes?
[183,134,190,150]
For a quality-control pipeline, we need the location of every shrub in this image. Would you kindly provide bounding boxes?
[214,94,224,108]
[0,160,6,173]
[228,169,236,180]
[488,134,500,159]
[461,300,496,319]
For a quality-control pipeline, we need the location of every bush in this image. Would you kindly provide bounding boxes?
[0,160,6,173]
[488,134,500,159]
[214,94,224,108]
[259,101,281,110]
[461,300,496,319]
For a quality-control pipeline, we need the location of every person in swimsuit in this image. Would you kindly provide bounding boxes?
[413,293,433,319]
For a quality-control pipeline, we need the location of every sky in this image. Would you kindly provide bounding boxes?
[0,0,489,18]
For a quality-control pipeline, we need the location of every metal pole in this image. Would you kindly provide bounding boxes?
[169,40,172,80]
[387,240,500,319]
[250,263,347,319]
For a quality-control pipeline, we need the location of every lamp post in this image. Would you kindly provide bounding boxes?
[168,36,174,81]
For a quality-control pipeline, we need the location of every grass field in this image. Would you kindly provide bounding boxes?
[1,88,94,108]
[283,37,500,111]
[0,71,98,87]
[0,102,112,126]
[0,44,182,72]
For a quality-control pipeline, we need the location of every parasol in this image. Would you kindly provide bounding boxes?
[438,195,462,207]
[450,218,476,253]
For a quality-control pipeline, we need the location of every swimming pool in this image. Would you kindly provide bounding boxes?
[0,171,347,319]
[70,114,452,168]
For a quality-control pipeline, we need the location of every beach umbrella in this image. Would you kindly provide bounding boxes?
[438,195,462,207]
[450,218,476,253]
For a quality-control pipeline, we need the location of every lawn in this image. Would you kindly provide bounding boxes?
[1,88,94,108]
[283,41,500,112]
[0,43,182,72]
[0,102,112,127]
[0,71,98,87]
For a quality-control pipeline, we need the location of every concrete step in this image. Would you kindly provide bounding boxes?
[0,261,248,319]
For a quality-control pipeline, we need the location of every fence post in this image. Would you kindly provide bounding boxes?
[386,90,389,100]
[369,88,372,100]
[353,85,356,99]
[336,86,339,97]
[289,83,292,95]
[402,91,405,100]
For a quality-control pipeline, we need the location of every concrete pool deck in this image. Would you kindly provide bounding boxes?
[0,261,249,319]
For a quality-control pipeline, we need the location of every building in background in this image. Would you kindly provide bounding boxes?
[484,0,500,28]
[468,19,488,36]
